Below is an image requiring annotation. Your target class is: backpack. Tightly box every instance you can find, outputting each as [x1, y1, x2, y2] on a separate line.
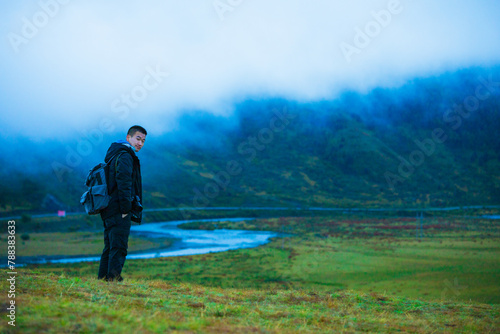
[80, 152, 124, 215]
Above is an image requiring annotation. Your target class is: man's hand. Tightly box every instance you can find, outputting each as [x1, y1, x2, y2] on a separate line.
[122, 213, 128, 218]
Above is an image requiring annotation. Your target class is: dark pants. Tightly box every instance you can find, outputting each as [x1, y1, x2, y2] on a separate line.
[98, 213, 131, 281]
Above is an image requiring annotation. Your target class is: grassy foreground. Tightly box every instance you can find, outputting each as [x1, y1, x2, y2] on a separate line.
[1, 270, 499, 333]
[1, 215, 499, 333]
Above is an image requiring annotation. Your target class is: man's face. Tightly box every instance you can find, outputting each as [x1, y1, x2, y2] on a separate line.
[126, 131, 146, 152]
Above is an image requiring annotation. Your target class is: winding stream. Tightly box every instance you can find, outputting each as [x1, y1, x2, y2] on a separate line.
[9, 212, 499, 266]
[17, 218, 279, 265]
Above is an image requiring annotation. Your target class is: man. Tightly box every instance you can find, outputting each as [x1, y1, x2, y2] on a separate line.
[98, 125, 147, 282]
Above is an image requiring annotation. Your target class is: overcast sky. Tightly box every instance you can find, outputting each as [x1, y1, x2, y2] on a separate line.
[1, 0, 499, 138]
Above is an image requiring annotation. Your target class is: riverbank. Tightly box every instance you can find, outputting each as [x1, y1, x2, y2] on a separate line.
[4, 231, 175, 266]
[2, 218, 279, 266]
[3, 205, 499, 233]
[32, 215, 500, 304]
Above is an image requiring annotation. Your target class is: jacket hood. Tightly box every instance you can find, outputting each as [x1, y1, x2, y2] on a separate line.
[104, 141, 138, 163]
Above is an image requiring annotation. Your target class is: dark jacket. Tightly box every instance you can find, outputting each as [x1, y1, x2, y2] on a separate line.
[100, 141, 143, 223]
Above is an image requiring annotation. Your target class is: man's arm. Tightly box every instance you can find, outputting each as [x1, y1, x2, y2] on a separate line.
[115, 153, 134, 216]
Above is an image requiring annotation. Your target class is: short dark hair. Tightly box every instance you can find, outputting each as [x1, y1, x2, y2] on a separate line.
[127, 125, 147, 136]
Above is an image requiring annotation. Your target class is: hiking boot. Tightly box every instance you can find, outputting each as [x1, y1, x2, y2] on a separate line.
[106, 275, 124, 282]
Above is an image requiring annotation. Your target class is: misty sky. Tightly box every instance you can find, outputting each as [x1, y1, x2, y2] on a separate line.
[1, 0, 499, 138]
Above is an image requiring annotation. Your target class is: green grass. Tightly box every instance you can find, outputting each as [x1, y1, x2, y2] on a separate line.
[178, 216, 500, 304]
[2, 215, 499, 333]
[0, 231, 174, 257]
[1, 270, 498, 333]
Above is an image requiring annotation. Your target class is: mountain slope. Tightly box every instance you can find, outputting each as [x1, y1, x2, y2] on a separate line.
[1, 66, 499, 214]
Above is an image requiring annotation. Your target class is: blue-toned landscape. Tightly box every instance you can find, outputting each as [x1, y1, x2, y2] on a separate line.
[1, 1, 499, 332]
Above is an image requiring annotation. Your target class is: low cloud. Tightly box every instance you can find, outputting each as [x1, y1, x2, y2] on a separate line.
[1, 0, 499, 138]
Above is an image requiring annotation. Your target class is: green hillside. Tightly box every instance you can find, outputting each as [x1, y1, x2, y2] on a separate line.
[1, 66, 499, 215]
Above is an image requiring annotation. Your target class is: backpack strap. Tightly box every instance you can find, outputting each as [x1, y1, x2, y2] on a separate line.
[114, 152, 125, 173]
[105, 151, 126, 194]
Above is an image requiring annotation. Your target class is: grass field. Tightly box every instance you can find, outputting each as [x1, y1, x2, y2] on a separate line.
[1, 214, 499, 333]
[177, 216, 500, 304]
[2, 270, 499, 333]
[0, 231, 174, 258]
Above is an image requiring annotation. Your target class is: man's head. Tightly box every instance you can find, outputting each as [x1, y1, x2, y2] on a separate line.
[126, 125, 147, 153]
